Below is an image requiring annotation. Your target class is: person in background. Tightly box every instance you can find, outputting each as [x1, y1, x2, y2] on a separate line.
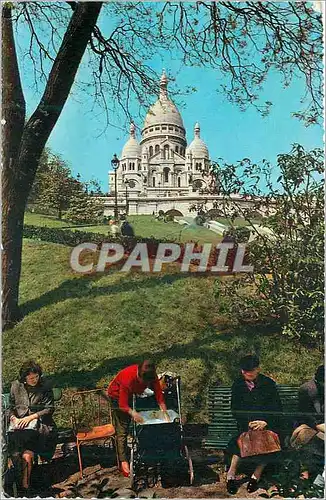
[226, 355, 282, 495]
[109, 219, 119, 237]
[291, 365, 324, 480]
[107, 360, 168, 477]
[120, 220, 134, 237]
[8, 361, 57, 496]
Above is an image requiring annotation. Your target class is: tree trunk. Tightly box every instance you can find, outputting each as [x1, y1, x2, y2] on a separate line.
[2, 5, 26, 327]
[2, 2, 102, 329]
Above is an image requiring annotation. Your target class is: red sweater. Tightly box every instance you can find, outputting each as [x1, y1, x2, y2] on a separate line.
[107, 364, 165, 413]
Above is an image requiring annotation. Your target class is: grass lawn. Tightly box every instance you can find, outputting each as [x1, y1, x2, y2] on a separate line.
[3, 238, 323, 427]
[24, 212, 72, 228]
[24, 212, 222, 244]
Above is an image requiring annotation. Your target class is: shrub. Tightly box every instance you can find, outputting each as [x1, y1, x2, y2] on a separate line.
[215, 145, 324, 347]
[222, 225, 251, 243]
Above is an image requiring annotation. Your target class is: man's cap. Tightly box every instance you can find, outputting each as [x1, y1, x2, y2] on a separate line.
[240, 354, 260, 371]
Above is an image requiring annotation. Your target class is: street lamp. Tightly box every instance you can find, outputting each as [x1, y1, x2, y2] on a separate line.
[111, 153, 119, 219]
[124, 179, 130, 215]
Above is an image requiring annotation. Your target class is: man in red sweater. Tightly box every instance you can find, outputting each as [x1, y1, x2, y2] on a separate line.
[107, 360, 168, 477]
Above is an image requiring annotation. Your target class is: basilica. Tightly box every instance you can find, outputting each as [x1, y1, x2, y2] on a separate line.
[108, 71, 215, 202]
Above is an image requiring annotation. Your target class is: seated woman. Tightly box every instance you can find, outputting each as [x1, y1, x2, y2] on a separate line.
[8, 360, 57, 495]
[226, 355, 283, 495]
[290, 365, 324, 480]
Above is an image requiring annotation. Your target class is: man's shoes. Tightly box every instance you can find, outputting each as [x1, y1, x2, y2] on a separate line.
[226, 479, 238, 494]
[247, 477, 259, 493]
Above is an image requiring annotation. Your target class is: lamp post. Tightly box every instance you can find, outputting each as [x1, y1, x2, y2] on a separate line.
[111, 153, 119, 219]
[124, 179, 130, 215]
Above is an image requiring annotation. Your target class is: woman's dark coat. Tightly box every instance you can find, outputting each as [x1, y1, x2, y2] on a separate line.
[231, 373, 283, 434]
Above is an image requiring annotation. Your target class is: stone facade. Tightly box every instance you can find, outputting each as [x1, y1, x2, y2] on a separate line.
[102, 194, 271, 218]
[106, 71, 271, 218]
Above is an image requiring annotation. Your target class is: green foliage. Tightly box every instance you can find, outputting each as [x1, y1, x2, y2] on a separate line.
[63, 186, 104, 224]
[215, 145, 324, 347]
[270, 458, 324, 498]
[222, 225, 251, 243]
[194, 214, 206, 226]
[30, 150, 77, 219]
[23, 224, 177, 253]
[29, 151, 104, 223]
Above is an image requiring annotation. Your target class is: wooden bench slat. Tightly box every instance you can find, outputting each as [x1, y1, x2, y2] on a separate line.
[203, 384, 299, 450]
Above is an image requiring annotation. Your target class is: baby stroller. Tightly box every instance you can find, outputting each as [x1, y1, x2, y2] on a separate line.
[129, 373, 194, 490]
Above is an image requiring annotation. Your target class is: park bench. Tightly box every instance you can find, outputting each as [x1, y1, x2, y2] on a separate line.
[203, 384, 299, 450]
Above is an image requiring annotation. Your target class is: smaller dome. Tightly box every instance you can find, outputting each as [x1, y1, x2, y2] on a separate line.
[188, 123, 209, 159]
[121, 123, 141, 158]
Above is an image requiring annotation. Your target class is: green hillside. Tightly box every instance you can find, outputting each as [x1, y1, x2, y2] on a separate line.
[3, 235, 322, 427]
[24, 212, 222, 244]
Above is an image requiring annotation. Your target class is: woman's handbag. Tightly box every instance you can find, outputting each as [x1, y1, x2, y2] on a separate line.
[237, 429, 281, 458]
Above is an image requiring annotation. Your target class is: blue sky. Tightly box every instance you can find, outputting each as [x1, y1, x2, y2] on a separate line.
[18, 4, 323, 193]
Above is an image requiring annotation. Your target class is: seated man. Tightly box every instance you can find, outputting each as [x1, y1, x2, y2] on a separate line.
[120, 220, 134, 237]
[226, 355, 282, 495]
[290, 365, 324, 480]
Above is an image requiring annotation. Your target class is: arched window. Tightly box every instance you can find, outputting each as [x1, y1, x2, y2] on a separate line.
[163, 167, 169, 183]
[138, 163, 141, 171]
[149, 146, 153, 157]
[152, 177, 156, 187]
[155, 144, 160, 154]
[178, 177, 181, 188]
[175, 145, 179, 153]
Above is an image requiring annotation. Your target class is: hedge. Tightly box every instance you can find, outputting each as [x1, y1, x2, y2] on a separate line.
[23, 224, 177, 250]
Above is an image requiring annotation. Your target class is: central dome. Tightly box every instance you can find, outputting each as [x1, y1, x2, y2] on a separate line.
[143, 71, 184, 129]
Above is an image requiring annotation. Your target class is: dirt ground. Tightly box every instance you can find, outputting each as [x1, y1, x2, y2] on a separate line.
[7, 445, 284, 499]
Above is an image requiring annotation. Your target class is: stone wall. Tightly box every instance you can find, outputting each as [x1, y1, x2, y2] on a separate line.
[102, 195, 273, 217]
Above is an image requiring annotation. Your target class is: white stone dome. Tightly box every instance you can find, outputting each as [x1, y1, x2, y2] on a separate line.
[143, 71, 184, 129]
[121, 123, 141, 158]
[144, 99, 184, 128]
[188, 123, 209, 158]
